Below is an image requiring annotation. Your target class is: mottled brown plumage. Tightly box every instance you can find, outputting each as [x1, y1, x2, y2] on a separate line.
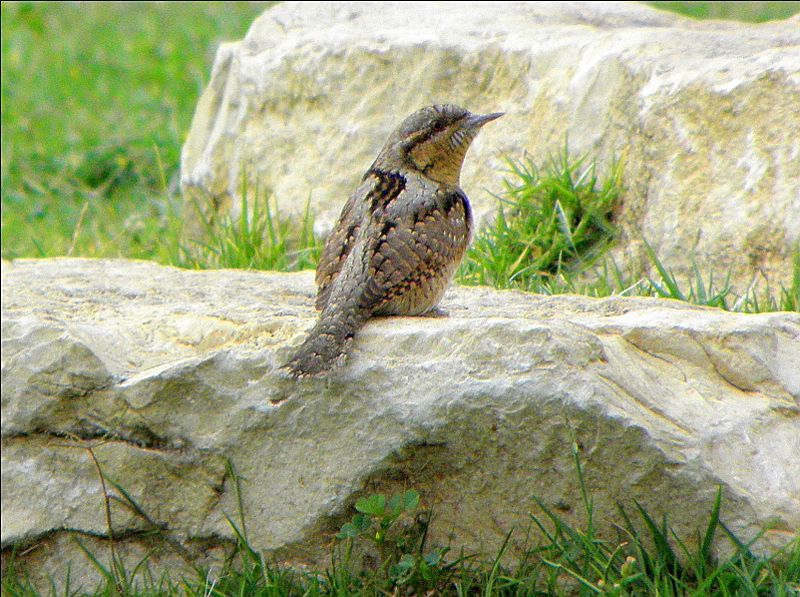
[284, 104, 501, 376]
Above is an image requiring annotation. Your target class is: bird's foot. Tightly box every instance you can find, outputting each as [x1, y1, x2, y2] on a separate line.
[420, 306, 449, 318]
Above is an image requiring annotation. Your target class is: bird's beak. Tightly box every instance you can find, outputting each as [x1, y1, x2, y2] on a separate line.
[466, 112, 504, 128]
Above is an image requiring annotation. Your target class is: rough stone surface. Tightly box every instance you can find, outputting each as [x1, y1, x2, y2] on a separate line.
[2, 258, 798, 589]
[180, 1, 800, 295]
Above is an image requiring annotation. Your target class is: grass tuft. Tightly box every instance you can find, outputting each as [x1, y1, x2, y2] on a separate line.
[172, 179, 321, 272]
[641, 240, 800, 313]
[458, 145, 623, 290]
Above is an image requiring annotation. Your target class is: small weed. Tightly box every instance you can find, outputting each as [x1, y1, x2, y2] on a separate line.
[331, 489, 464, 594]
[781, 250, 800, 311]
[643, 239, 733, 308]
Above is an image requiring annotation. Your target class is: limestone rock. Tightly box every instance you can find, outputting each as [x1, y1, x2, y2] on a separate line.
[2, 258, 798, 589]
[180, 1, 800, 295]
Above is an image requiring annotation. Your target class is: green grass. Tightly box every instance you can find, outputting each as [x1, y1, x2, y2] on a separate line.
[1, 1, 271, 259]
[646, 1, 800, 22]
[175, 178, 321, 272]
[4, 444, 799, 596]
[458, 147, 622, 291]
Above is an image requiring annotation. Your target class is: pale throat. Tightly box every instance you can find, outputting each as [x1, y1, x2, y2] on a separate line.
[409, 139, 472, 186]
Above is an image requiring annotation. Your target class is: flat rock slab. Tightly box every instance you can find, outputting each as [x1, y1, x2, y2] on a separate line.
[2, 258, 798, 589]
[181, 1, 800, 292]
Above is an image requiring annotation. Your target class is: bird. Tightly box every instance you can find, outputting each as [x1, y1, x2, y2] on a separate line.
[283, 104, 502, 377]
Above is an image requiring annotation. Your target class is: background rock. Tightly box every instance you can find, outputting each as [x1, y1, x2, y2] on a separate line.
[180, 1, 800, 295]
[2, 258, 798, 590]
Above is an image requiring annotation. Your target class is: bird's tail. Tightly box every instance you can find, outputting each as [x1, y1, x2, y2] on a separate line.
[283, 308, 369, 377]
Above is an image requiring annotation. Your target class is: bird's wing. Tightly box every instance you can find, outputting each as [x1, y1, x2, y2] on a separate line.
[353, 183, 471, 314]
[315, 170, 406, 311]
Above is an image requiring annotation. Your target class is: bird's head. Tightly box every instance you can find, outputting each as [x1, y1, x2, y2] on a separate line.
[373, 104, 503, 186]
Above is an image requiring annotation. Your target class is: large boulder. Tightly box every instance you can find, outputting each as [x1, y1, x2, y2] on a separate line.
[2, 258, 798, 590]
[180, 1, 800, 295]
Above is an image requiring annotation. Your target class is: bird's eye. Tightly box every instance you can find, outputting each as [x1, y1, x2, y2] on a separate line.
[432, 118, 447, 133]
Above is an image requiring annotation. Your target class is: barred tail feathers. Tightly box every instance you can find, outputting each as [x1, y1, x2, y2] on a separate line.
[283, 308, 367, 377]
